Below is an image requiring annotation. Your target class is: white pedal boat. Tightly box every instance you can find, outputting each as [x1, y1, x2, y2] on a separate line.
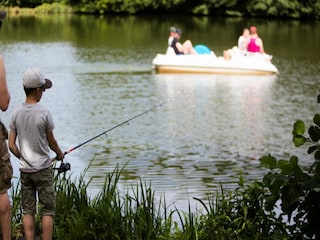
[152, 46, 278, 75]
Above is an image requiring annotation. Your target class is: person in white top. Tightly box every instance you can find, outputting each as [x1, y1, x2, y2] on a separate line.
[224, 27, 250, 60]
[238, 28, 250, 52]
[168, 26, 176, 46]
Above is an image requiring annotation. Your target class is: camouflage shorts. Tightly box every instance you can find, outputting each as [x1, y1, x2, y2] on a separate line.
[0, 153, 12, 194]
[0, 121, 12, 194]
[21, 167, 56, 216]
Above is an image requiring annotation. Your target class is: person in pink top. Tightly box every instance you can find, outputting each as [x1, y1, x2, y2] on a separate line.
[247, 26, 264, 53]
[247, 25, 273, 62]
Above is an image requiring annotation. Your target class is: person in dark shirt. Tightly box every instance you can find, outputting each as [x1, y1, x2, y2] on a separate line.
[170, 28, 197, 55]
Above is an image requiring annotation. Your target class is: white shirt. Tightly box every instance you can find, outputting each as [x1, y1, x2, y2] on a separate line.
[10, 103, 54, 172]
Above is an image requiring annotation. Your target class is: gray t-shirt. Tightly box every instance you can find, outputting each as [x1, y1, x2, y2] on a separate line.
[10, 103, 54, 172]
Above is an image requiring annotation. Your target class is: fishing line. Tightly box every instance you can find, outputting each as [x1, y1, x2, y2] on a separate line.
[54, 101, 168, 174]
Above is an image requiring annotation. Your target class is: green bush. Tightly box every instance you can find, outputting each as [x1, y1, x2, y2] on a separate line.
[260, 94, 320, 239]
[4, 0, 320, 18]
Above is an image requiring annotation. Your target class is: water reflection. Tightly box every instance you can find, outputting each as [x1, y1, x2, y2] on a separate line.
[154, 74, 277, 160]
[86, 74, 279, 207]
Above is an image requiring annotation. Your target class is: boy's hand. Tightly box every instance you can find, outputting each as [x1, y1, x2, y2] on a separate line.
[51, 152, 65, 162]
[56, 152, 65, 161]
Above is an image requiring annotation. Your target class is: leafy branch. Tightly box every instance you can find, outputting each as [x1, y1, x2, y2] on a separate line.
[260, 94, 320, 239]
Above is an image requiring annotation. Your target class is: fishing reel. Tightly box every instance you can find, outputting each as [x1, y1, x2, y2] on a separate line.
[54, 161, 71, 174]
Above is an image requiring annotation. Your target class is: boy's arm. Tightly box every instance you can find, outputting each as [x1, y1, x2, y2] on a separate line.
[47, 130, 64, 161]
[8, 131, 20, 159]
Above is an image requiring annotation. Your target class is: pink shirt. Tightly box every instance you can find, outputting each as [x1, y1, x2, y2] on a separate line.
[247, 37, 260, 52]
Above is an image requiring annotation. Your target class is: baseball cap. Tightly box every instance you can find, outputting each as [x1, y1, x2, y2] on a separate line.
[23, 68, 52, 90]
[169, 26, 176, 32]
[175, 28, 182, 35]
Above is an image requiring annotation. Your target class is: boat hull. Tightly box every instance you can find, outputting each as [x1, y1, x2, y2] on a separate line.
[152, 54, 278, 75]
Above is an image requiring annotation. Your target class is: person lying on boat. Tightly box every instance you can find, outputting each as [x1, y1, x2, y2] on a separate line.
[170, 28, 197, 55]
[247, 26, 272, 62]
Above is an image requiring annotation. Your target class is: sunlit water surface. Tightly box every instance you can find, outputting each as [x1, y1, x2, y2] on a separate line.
[1, 15, 319, 211]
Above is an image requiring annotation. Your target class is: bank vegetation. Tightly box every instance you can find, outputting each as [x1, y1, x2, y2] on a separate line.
[1, 0, 319, 19]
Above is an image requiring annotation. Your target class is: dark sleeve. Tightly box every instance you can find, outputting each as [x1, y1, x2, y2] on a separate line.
[170, 38, 182, 55]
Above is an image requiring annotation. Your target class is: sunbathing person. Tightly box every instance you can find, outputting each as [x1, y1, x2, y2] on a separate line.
[170, 28, 197, 55]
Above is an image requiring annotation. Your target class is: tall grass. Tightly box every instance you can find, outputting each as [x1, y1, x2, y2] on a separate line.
[7, 162, 293, 239]
[53, 162, 180, 239]
[194, 182, 288, 240]
[10, 179, 23, 239]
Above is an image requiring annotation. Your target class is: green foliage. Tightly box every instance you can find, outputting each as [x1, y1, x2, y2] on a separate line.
[3, 0, 320, 18]
[191, 93, 320, 239]
[10, 180, 23, 240]
[292, 119, 306, 147]
[93, 0, 186, 14]
[54, 162, 175, 239]
[192, 4, 209, 15]
[34, 3, 73, 13]
[260, 94, 320, 239]
[194, 182, 288, 239]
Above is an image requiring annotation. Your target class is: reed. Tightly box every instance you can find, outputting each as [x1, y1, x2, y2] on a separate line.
[7, 162, 290, 239]
[193, 181, 288, 240]
[53, 162, 176, 239]
[10, 179, 23, 240]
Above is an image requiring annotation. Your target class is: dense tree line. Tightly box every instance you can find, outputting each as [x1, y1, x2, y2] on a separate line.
[1, 0, 320, 19]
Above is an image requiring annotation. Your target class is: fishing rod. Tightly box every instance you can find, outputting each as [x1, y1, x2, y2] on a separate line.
[54, 101, 167, 174]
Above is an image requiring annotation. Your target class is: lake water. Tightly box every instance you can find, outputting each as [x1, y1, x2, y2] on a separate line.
[1, 14, 319, 211]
